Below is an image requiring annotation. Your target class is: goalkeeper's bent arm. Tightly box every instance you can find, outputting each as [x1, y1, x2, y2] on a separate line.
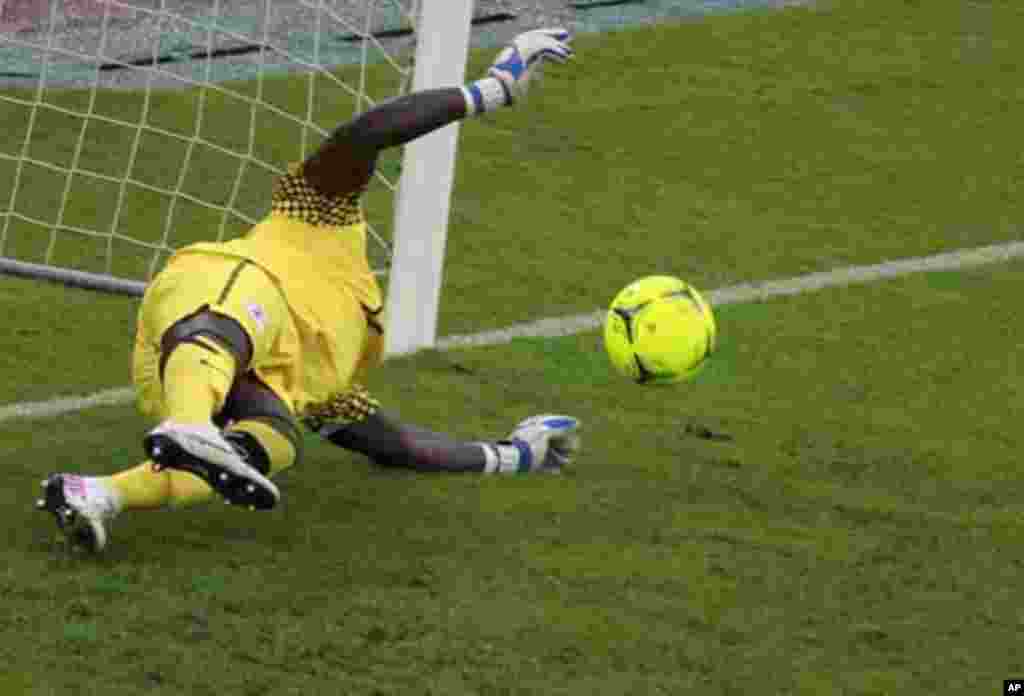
[301, 87, 468, 199]
[301, 28, 573, 199]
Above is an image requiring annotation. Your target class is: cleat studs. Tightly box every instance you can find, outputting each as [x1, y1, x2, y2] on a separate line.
[36, 498, 46, 509]
[151, 445, 163, 458]
[219, 473, 229, 482]
[245, 484, 255, 494]
[40, 479, 48, 488]
[225, 499, 232, 505]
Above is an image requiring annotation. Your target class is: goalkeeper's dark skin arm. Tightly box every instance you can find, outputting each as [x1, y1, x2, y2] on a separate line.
[302, 88, 470, 199]
[323, 412, 508, 474]
[292, 30, 578, 476]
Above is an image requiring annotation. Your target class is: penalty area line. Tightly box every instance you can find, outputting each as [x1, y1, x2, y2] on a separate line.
[0, 386, 136, 425]
[3, 240, 1024, 424]
[438, 240, 1024, 348]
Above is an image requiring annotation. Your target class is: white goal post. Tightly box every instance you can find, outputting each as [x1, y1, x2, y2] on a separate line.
[386, 0, 474, 356]
[0, 0, 476, 357]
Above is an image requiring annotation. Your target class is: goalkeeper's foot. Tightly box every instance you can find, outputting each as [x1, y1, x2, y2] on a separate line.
[143, 421, 280, 510]
[36, 474, 120, 553]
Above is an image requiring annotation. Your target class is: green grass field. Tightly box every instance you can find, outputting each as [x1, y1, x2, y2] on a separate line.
[4, 265, 1023, 694]
[3, 0, 1024, 693]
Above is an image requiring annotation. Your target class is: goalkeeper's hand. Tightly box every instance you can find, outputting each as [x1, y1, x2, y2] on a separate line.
[501, 414, 581, 473]
[487, 28, 573, 104]
[462, 28, 572, 115]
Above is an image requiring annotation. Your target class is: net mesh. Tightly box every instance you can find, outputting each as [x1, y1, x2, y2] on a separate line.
[0, 0, 422, 285]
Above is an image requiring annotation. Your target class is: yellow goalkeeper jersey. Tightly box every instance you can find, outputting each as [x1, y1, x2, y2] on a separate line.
[201, 162, 383, 313]
[167, 164, 384, 422]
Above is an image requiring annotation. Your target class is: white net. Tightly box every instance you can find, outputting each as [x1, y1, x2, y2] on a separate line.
[0, 0, 425, 293]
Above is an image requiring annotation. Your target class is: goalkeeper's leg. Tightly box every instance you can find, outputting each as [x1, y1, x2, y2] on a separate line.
[39, 372, 301, 553]
[108, 410, 300, 511]
[139, 363, 301, 512]
[134, 255, 293, 509]
[110, 367, 302, 511]
[38, 253, 295, 551]
[139, 368, 302, 507]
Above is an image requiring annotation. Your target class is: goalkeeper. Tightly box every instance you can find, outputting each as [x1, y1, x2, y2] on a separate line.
[37, 29, 581, 553]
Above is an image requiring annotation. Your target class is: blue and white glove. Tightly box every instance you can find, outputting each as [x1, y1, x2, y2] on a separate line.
[462, 28, 574, 116]
[484, 415, 581, 474]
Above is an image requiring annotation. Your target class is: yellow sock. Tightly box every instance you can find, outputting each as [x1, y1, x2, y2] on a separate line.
[106, 462, 215, 509]
[162, 339, 236, 424]
[229, 420, 298, 476]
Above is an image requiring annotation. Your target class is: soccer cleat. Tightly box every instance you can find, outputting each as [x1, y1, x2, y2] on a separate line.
[36, 474, 120, 553]
[143, 421, 280, 510]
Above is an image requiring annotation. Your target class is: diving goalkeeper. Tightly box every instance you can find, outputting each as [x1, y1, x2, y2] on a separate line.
[37, 29, 581, 553]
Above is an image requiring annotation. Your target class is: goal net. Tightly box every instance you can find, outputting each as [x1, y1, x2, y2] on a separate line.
[0, 0, 457, 304]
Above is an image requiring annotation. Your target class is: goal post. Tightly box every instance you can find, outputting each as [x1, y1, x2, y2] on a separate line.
[385, 0, 475, 356]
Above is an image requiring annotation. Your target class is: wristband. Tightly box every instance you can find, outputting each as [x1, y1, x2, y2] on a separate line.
[461, 77, 512, 116]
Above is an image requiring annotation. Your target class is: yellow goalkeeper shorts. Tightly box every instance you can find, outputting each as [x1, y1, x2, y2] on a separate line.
[132, 249, 380, 426]
[132, 252, 296, 421]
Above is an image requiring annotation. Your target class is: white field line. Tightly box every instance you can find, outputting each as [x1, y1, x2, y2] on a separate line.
[3, 240, 1024, 424]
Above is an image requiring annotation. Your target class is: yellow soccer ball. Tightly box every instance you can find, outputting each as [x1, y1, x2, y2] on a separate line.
[604, 275, 716, 384]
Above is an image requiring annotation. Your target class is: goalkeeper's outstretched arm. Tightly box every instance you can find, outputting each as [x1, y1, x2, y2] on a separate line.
[301, 28, 573, 198]
[321, 410, 580, 475]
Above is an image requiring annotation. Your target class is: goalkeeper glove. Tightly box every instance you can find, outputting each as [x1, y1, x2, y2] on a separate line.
[462, 28, 574, 116]
[486, 414, 581, 474]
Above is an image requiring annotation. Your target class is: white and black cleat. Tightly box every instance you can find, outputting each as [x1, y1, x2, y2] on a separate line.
[35, 474, 115, 553]
[143, 421, 279, 510]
